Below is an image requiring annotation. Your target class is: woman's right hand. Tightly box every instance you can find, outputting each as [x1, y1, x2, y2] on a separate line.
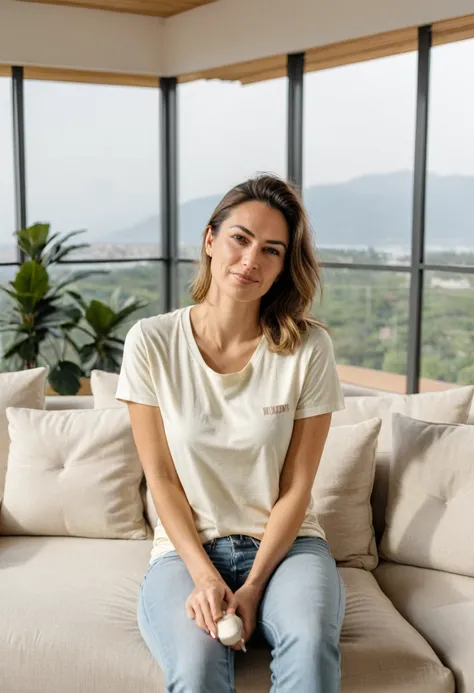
[185, 575, 234, 639]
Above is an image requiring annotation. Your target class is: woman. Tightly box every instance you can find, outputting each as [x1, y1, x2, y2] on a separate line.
[116, 174, 346, 693]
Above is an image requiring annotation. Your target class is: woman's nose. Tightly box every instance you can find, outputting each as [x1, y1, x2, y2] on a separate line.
[243, 246, 259, 268]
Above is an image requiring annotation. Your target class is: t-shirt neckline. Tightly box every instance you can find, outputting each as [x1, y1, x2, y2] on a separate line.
[182, 305, 266, 378]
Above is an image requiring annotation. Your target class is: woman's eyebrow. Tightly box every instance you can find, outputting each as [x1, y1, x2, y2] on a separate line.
[230, 225, 288, 250]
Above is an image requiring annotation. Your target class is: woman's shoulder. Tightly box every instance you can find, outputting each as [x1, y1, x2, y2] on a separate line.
[125, 308, 186, 347]
[300, 321, 334, 356]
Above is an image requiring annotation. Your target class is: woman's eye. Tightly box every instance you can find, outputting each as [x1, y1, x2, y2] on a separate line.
[265, 247, 280, 256]
[233, 235, 246, 243]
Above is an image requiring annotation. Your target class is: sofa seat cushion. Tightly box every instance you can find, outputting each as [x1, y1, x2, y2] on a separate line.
[375, 561, 474, 693]
[337, 567, 454, 692]
[0, 536, 269, 693]
[0, 536, 164, 693]
[241, 567, 455, 692]
[0, 538, 454, 693]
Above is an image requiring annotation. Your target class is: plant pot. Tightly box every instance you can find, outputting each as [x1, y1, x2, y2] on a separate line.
[46, 377, 92, 397]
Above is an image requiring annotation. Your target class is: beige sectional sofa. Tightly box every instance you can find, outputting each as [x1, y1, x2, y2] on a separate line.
[0, 367, 473, 693]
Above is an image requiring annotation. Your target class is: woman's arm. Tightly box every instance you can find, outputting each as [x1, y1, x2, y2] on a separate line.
[127, 401, 220, 585]
[128, 401, 236, 638]
[244, 412, 332, 595]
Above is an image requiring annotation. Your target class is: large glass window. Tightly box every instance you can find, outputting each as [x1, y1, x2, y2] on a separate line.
[421, 271, 474, 390]
[25, 80, 161, 261]
[0, 74, 16, 262]
[426, 39, 474, 267]
[304, 53, 417, 266]
[317, 268, 410, 392]
[178, 78, 287, 258]
[0, 266, 19, 371]
[179, 261, 196, 307]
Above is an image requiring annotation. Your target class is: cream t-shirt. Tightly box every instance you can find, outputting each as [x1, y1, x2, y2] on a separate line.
[116, 306, 345, 562]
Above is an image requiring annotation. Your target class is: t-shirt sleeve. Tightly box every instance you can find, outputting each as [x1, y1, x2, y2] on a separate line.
[115, 320, 159, 407]
[294, 328, 346, 420]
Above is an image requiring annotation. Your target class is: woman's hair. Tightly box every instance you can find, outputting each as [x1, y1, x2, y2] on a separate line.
[189, 173, 325, 354]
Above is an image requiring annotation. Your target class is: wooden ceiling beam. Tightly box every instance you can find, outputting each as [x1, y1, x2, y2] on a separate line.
[17, 0, 215, 18]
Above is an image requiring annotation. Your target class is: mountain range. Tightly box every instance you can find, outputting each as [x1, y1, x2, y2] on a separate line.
[107, 171, 474, 249]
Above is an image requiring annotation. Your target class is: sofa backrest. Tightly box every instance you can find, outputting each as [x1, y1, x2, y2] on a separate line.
[44, 384, 473, 548]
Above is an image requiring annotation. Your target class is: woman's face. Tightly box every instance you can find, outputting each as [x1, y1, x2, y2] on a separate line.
[205, 201, 289, 303]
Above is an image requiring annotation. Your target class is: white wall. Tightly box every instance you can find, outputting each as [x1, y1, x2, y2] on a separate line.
[164, 0, 474, 74]
[0, 0, 164, 75]
[1, 0, 474, 76]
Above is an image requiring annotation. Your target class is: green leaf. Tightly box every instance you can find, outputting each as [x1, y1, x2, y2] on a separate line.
[48, 360, 83, 396]
[15, 223, 50, 261]
[62, 333, 82, 357]
[65, 290, 87, 311]
[49, 269, 107, 295]
[43, 243, 90, 266]
[73, 325, 95, 340]
[45, 228, 86, 249]
[108, 298, 148, 330]
[85, 300, 116, 334]
[3, 337, 37, 365]
[78, 342, 97, 364]
[102, 342, 124, 359]
[11, 262, 49, 310]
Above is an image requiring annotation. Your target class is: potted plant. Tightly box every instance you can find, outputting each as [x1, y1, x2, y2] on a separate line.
[0, 223, 148, 395]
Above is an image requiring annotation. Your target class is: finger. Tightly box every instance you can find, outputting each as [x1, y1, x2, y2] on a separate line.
[200, 599, 217, 638]
[185, 602, 195, 620]
[231, 639, 246, 652]
[209, 593, 225, 624]
[193, 606, 208, 634]
[225, 587, 236, 612]
[225, 592, 237, 616]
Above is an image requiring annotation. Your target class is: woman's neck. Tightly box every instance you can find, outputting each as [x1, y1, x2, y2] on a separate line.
[190, 299, 261, 351]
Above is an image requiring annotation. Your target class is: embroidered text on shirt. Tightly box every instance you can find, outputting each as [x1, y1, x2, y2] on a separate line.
[263, 404, 290, 416]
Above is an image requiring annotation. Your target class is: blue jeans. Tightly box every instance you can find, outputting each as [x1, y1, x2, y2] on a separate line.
[138, 535, 345, 693]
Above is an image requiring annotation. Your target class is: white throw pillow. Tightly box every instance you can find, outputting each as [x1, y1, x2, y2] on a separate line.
[380, 413, 474, 577]
[90, 370, 123, 409]
[313, 417, 382, 570]
[0, 368, 47, 504]
[0, 407, 147, 539]
[91, 369, 158, 528]
[332, 386, 474, 454]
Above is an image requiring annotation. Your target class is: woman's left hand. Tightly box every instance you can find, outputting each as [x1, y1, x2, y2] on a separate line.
[226, 583, 263, 651]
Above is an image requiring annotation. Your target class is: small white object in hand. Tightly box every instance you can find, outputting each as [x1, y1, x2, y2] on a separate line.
[216, 614, 244, 648]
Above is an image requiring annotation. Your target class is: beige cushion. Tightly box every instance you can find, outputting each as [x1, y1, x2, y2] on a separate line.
[331, 386, 474, 453]
[0, 535, 164, 693]
[375, 561, 474, 693]
[0, 368, 47, 503]
[313, 418, 381, 570]
[0, 408, 147, 539]
[380, 414, 474, 576]
[91, 370, 123, 408]
[90, 370, 157, 530]
[333, 387, 474, 543]
[338, 567, 454, 692]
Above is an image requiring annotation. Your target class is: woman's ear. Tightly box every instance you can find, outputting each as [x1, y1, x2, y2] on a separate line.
[204, 226, 213, 257]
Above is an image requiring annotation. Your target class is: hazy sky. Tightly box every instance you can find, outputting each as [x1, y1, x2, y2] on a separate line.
[1, 38, 473, 253]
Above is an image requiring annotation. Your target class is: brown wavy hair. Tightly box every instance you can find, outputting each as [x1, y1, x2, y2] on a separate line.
[189, 173, 325, 354]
